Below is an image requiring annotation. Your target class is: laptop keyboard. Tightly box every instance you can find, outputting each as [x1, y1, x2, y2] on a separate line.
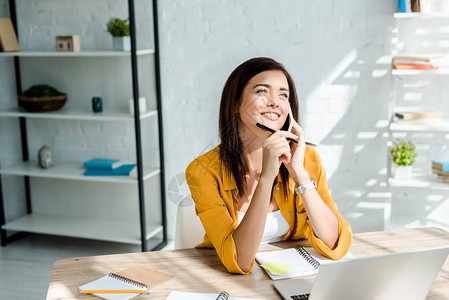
[291, 294, 310, 299]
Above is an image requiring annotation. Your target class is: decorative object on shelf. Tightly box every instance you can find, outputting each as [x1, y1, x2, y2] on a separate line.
[106, 17, 130, 51]
[55, 35, 80, 52]
[390, 140, 417, 180]
[91, 96, 103, 113]
[0, 18, 20, 52]
[18, 84, 68, 112]
[129, 96, 147, 116]
[38, 145, 55, 169]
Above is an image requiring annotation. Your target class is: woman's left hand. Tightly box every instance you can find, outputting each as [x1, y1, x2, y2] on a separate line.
[283, 118, 308, 180]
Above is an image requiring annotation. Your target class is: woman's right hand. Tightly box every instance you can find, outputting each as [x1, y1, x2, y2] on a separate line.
[260, 130, 299, 181]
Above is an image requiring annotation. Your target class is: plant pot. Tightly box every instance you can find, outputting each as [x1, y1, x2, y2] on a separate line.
[112, 36, 131, 51]
[18, 93, 68, 112]
[394, 166, 412, 180]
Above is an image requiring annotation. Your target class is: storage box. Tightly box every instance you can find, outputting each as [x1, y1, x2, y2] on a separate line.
[55, 35, 80, 52]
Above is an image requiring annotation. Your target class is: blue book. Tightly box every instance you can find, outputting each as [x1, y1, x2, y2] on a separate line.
[83, 164, 136, 176]
[399, 0, 406, 12]
[432, 160, 449, 172]
[83, 158, 122, 170]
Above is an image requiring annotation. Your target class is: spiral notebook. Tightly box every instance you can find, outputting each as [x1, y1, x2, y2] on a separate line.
[165, 291, 261, 300]
[79, 265, 174, 300]
[255, 246, 354, 280]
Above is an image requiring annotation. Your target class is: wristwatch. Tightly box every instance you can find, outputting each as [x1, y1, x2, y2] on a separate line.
[295, 177, 317, 194]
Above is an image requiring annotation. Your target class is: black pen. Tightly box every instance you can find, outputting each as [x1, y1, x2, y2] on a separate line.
[256, 122, 298, 144]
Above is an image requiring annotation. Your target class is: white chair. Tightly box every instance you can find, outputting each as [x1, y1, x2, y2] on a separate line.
[174, 196, 205, 249]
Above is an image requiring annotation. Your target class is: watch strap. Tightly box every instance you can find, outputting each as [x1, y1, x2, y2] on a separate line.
[295, 177, 317, 194]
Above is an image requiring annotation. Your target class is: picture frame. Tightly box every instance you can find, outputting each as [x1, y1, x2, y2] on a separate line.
[0, 18, 20, 52]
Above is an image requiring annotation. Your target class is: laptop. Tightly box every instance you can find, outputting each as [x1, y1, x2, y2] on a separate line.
[273, 247, 449, 300]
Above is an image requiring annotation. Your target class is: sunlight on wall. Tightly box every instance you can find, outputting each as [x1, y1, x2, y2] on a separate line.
[303, 50, 358, 145]
[325, 49, 358, 84]
[316, 145, 343, 179]
[372, 55, 393, 77]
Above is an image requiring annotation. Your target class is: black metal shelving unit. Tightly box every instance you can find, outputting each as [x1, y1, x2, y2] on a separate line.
[0, 0, 167, 251]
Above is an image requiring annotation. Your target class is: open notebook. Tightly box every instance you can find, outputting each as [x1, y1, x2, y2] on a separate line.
[256, 246, 354, 280]
[79, 265, 173, 300]
[79, 273, 147, 300]
[165, 291, 261, 300]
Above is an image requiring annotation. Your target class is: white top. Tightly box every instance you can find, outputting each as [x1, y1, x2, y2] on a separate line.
[237, 210, 290, 244]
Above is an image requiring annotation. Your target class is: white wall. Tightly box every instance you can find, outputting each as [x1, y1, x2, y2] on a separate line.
[159, 0, 397, 236]
[1, 0, 448, 244]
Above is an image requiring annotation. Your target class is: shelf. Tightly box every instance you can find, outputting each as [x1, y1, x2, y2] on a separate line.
[388, 171, 449, 189]
[0, 108, 157, 121]
[394, 12, 449, 19]
[0, 49, 154, 57]
[392, 68, 449, 75]
[390, 120, 449, 132]
[0, 0, 166, 251]
[0, 161, 160, 183]
[1, 214, 163, 245]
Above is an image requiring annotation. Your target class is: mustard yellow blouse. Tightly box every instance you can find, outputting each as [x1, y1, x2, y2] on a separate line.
[185, 145, 352, 274]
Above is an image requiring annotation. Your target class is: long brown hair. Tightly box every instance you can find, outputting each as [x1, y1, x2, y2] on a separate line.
[219, 57, 300, 195]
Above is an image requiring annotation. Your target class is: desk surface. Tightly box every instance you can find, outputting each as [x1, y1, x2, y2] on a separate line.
[47, 227, 449, 299]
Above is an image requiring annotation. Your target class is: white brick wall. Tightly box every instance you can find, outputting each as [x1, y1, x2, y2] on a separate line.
[1, 0, 448, 244]
[159, 0, 399, 236]
[159, 0, 449, 236]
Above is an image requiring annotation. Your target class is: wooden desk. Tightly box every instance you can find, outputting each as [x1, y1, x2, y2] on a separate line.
[47, 227, 449, 299]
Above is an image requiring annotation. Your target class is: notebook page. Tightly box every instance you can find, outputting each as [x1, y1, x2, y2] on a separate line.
[304, 247, 355, 265]
[256, 247, 355, 280]
[79, 274, 145, 300]
[256, 248, 317, 280]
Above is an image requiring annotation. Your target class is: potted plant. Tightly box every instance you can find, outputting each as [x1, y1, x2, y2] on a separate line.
[18, 84, 67, 112]
[389, 140, 417, 180]
[107, 17, 130, 51]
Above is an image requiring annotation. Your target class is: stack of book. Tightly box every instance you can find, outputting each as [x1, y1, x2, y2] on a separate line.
[399, 0, 435, 13]
[83, 158, 136, 176]
[392, 54, 443, 70]
[432, 159, 449, 184]
[394, 110, 443, 126]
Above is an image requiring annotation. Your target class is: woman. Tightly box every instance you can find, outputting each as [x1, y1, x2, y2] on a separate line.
[186, 57, 352, 274]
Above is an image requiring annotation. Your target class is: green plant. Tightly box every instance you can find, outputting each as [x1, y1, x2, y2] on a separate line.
[107, 18, 130, 37]
[22, 84, 62, 97]
[390, 140, 417, 166]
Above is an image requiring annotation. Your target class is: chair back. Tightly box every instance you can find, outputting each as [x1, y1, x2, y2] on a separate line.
[174, 196, 205, 249]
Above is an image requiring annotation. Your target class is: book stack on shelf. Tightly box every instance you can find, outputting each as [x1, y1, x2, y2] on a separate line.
[432, 159, 449, 184]
[394, 110, 443, 126]
[83, 158, 136, 176]
[398, 0, 435, 13]
[392, 54, 445, 70]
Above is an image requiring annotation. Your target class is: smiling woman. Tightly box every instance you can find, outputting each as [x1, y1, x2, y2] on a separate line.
[185, 57, 352, 274]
